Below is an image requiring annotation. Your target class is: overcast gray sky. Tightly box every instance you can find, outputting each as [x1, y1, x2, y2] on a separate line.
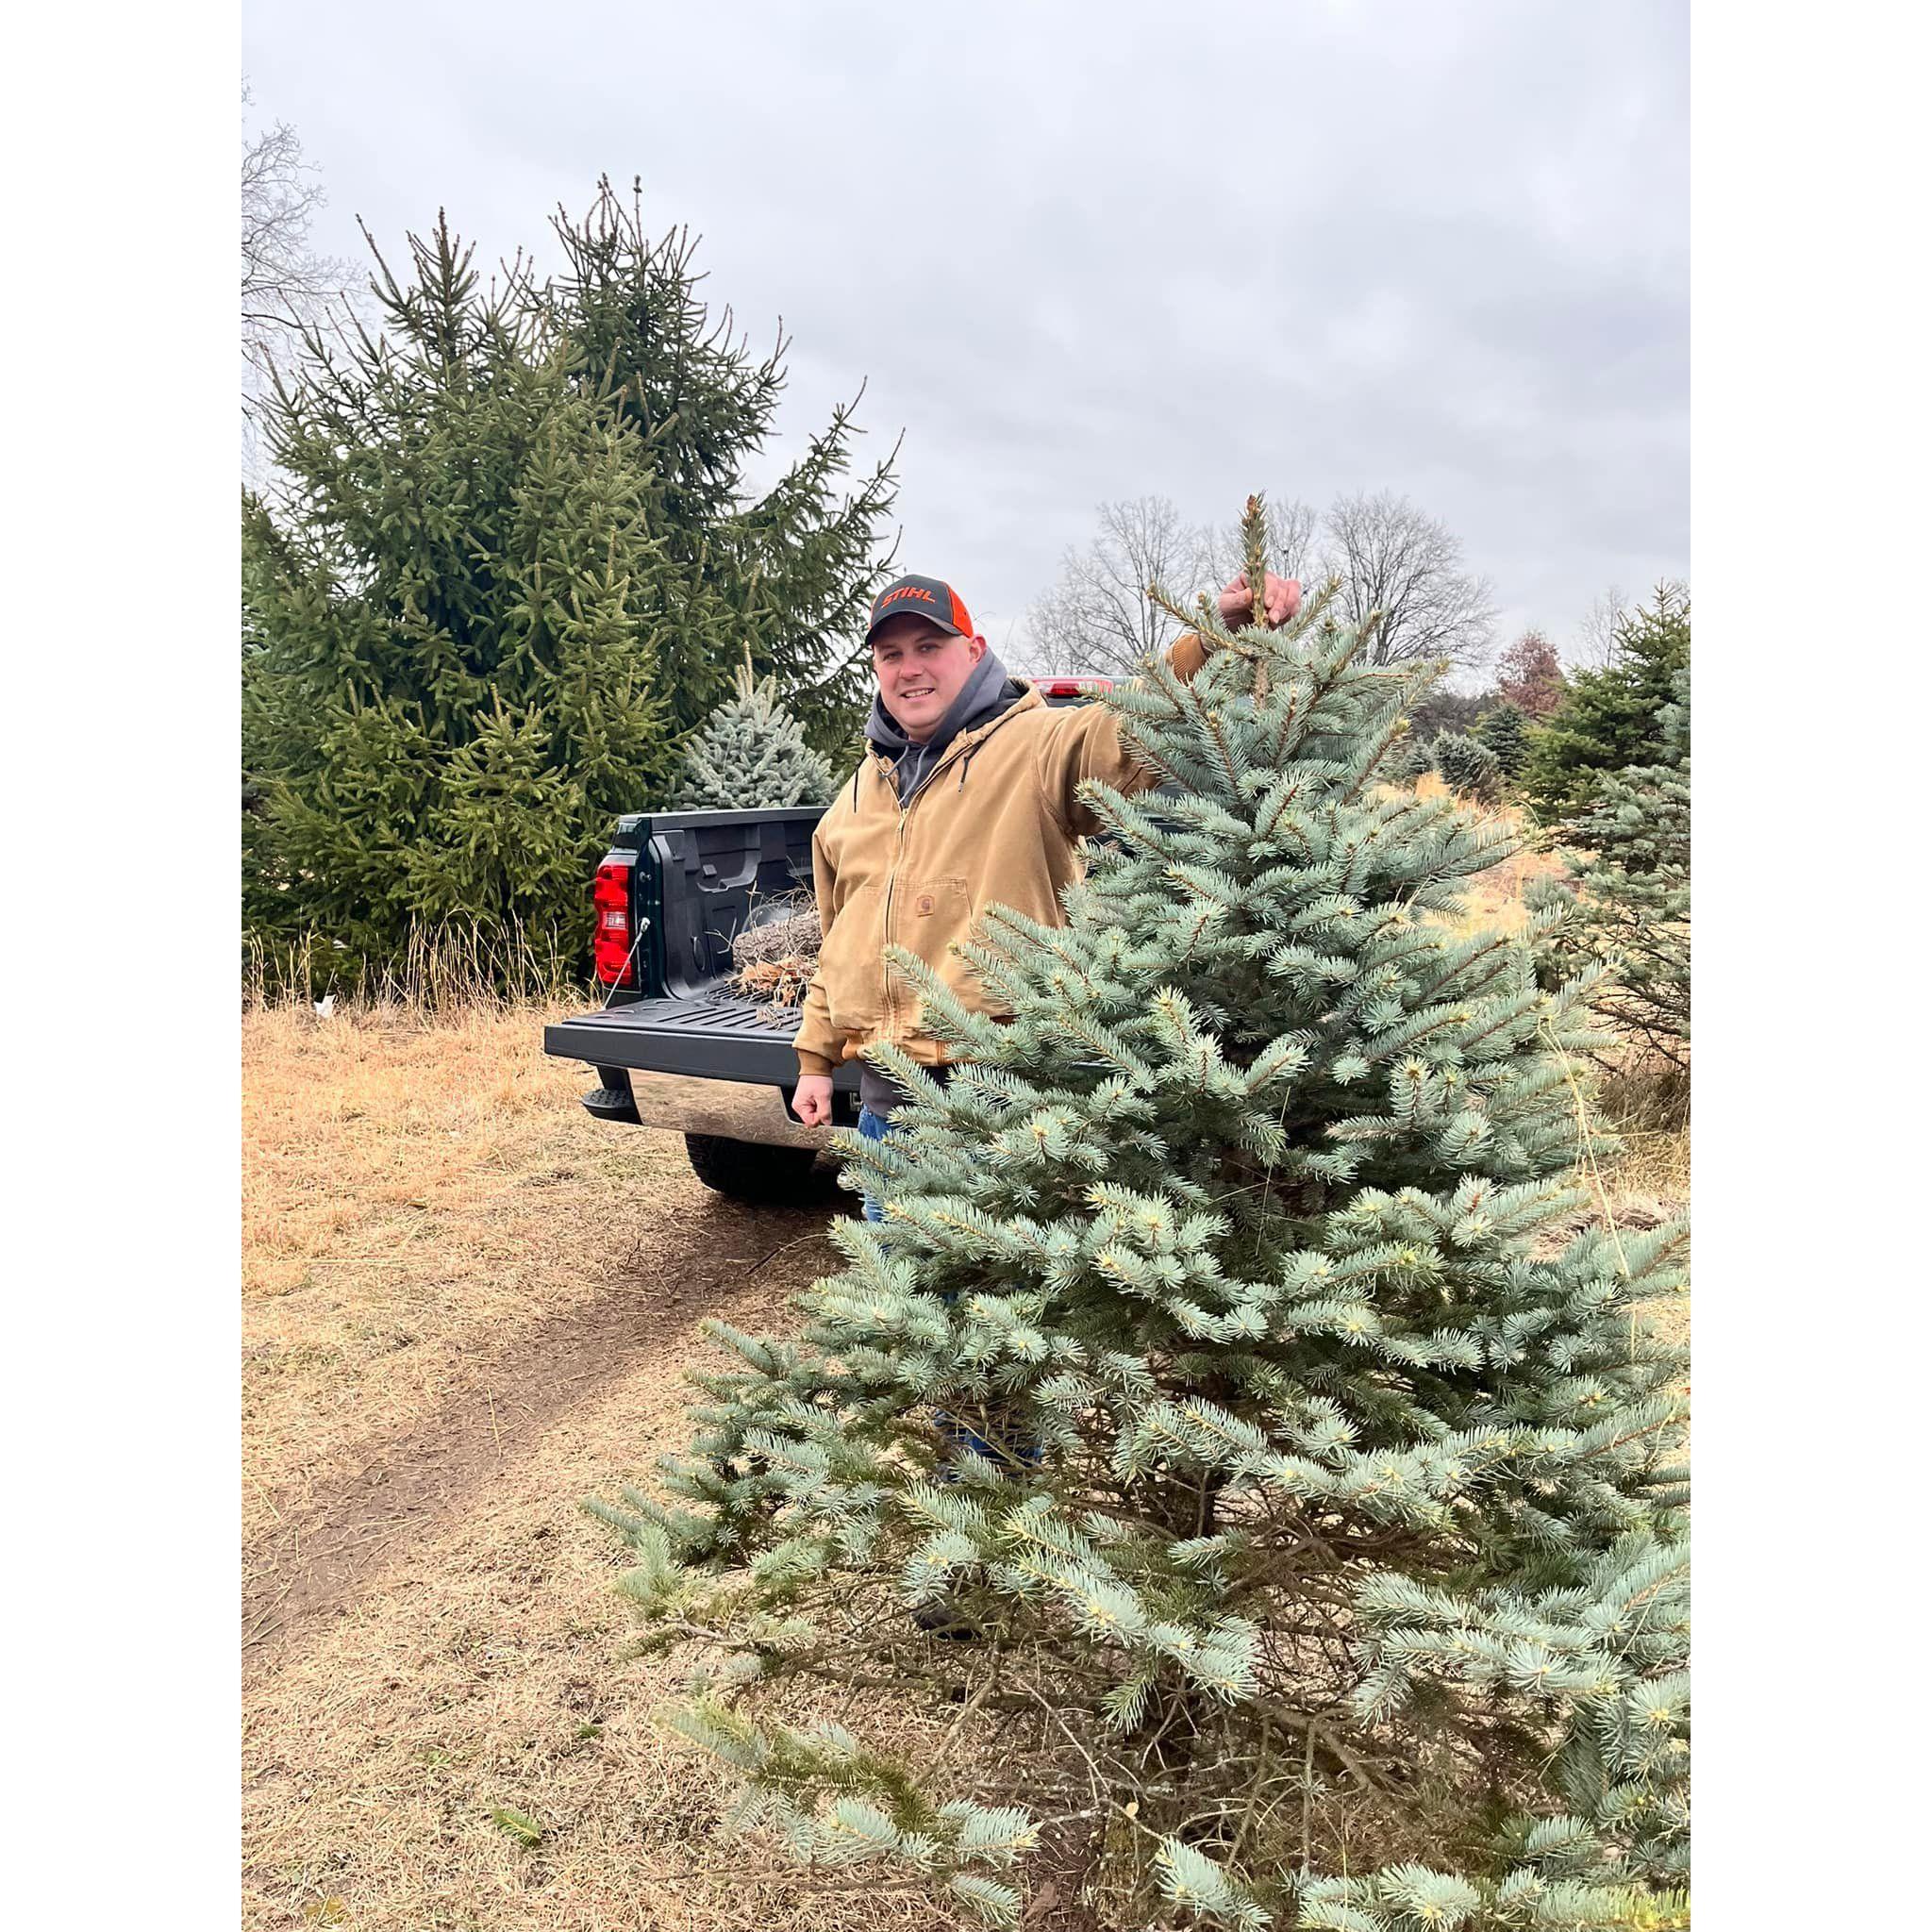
[243, 0, 1688, 672]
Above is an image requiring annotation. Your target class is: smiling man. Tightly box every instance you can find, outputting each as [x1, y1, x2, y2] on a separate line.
[791, 566, 1302, 1151]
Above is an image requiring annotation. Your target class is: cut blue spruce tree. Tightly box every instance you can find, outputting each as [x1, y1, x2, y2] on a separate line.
[675, 655, 839, 809]
[590, 499, 1689, 1930]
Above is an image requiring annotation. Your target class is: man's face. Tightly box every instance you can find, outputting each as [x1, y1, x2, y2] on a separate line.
[870, 614, 985, 742]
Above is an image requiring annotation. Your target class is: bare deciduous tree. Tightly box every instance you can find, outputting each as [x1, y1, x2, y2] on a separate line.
[1572, 585, 1630, 669]
[242, 83, 358, 405]
[1021, 488, 1496, 679]
[1021, 496, 1207, 678]
[1320, 489, 1497, 669]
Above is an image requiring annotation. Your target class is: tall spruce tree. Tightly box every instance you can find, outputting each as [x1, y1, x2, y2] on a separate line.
[1532, 674, 1690, 1079]
[242, 181, 895, 980]
[546, 182, 900, 755]
[591, 501, 1689, 1928]
[675, 655, 838, 809]
[1522, 588, 1689, 821]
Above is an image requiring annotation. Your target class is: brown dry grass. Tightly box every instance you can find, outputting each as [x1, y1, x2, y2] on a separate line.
[243, 999, 602, 1546]
[243, 1326, 962, 1932]
[242, 997, 980, 1930]
[242, 900, 1687, 1926]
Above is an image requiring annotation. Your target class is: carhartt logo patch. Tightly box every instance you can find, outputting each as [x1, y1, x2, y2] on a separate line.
[915, 893, 936, 916]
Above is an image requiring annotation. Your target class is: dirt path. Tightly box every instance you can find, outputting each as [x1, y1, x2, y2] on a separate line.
[242, 1190, 840, 1671]
[241, 1005, 960, 1931]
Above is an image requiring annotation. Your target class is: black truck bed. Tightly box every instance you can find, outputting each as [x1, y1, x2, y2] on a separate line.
[544, 705, 1109, 1177]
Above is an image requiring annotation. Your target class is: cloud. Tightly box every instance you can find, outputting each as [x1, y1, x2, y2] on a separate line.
[244, 0, 1687, 664]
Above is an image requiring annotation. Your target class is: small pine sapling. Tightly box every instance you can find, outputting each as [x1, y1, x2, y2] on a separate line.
[1432, 729, 1504, 805]
[676, 656, 839, 809]
[1531, 673, 1690, 1076]
[1475, 701, 1530, 779]
[1390, 731, 1437, 786]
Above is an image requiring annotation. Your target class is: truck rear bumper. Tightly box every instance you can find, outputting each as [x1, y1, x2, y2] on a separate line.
[625, 1067, 829, 1149]
[544, 995, 861, 1148]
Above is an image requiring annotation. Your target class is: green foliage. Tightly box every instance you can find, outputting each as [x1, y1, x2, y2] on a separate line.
[1433, 729, 1504, 804]
[658, 1706, 1036, 1925]
[591, 501, 1688, 1924]
[1390, 732, 1438, 786]
[490, 1807, 545, 1847]
[1476, 702, 1530, 779]
[1531, 675, 1690, 1074]
[675, 656, 838, 809]
[1522, 589, 1689, 820]
[242, 180, 895, 983]
[1311, 1534, 1690, 1928]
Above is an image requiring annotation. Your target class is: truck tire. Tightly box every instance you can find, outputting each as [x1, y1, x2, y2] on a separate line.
[684, 1133, 824, 1205]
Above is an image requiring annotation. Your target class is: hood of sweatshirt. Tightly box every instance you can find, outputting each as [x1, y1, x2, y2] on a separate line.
[865, 646, 1028, 803]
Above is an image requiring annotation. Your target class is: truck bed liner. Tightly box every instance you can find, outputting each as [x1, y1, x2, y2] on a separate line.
[543, 991, 857, 1090]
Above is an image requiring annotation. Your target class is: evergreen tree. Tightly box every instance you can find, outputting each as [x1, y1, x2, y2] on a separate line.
[1390, 731, 1436, 786]
[675, 655, 838, 809]
[1522, 588, 1689, 821]
[242, 182, 896, 981]
[547, 182, 899, 758]
[591, 502, 1689, 1927]
[1433, 729, 1504, 805]
[1475, 700, 1530, 779]
[1531, 675, 1690, 1076]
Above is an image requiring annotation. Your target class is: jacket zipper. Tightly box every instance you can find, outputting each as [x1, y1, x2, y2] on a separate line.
[874, 707, 1026, 1039]
[881, 783, 908, 1028]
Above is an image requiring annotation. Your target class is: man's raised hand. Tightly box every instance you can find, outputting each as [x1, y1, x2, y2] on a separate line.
[1217, 570, 1303, 630]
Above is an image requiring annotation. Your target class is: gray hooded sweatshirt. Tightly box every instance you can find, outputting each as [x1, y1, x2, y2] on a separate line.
[864, 645, 1029, 805]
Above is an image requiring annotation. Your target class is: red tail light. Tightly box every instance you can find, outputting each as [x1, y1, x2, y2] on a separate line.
[1041, 677, 1115, 698]
[592, 857, 637, 988]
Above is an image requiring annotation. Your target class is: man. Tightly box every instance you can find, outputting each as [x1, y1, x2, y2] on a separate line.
[790, 565, 1303, 1150]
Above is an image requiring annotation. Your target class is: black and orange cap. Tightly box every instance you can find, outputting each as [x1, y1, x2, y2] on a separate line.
[865, 574, 974, 647]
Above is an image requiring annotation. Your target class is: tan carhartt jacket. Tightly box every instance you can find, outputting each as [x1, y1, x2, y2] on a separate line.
[793, 633, 1210, 1078]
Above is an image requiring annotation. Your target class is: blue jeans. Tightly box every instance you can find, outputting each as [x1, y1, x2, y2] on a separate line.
[858, 1104, 893, 1224]
[855, 1104, 1039, 1473]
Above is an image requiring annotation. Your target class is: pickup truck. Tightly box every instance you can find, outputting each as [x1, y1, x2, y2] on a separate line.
[542, 677, 1114, 1203]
